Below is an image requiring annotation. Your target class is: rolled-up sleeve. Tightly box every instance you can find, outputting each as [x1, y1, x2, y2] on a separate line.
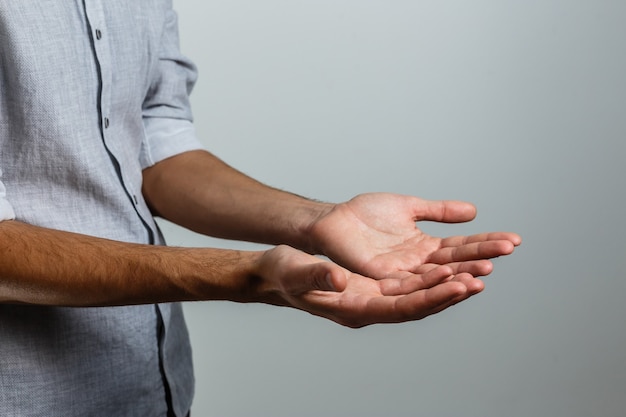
[0, 169, 16, 222]
[140, 2, 204, 170]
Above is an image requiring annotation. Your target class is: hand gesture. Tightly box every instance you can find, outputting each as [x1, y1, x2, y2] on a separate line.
[309, 193, 521, 279]
[257, 245, 485, 328]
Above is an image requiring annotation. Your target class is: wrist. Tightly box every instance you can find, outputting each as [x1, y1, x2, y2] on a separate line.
[298, 201, 335, 255]
[173, 248, 266, 304]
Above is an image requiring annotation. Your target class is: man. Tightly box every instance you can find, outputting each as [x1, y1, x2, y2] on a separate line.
[0, 1, 520, 416]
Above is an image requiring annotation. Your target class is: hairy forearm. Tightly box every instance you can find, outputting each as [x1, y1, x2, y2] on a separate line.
[142, 150, 333, 253]
[0, 220, 265, 306]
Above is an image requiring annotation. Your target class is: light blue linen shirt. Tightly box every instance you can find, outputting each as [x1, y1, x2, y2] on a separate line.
[0, 1, 204, 415]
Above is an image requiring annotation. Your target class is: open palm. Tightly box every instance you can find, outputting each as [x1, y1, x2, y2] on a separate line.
[257, 245, 485, 328]
[309, 193, 521, 280]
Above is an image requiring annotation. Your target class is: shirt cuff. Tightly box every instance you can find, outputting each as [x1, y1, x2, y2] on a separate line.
[0, 179, 15, 221]
[140, 118, 205, 169]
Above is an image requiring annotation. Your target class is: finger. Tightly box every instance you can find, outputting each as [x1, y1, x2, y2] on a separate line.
[301, 274, 483, 328]
[410, 289, 476, 318]
[288, 262, 347, 294]
[428, 240, 515, 264]
[413, 199, 476, 223]
[413, 260, 494, 277]
[326, 268, 348, 292]
[390, 281, 471, 322]
[394, 275, 484, 320]
[379, 265, 454, 296]
[321, 281, 468, 328]
[441, 232, 522, 247]
[448, 272, 485, 295]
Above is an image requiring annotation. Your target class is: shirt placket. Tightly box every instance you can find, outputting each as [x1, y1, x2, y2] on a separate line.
[83, 0, 156, 244]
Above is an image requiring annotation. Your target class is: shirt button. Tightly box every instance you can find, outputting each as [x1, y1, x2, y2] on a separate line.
[103, 117, 110, 129]
[95, 29, 102, 40]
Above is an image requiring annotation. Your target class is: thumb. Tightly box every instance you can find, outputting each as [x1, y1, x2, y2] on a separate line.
[414, 199, 477, 223]
[296, 262, 347, 294]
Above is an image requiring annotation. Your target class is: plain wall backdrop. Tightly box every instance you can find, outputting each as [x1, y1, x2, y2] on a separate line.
[158, 1, 626, 416]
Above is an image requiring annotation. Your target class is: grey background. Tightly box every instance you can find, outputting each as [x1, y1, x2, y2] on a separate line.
[159, 1, 626, 416]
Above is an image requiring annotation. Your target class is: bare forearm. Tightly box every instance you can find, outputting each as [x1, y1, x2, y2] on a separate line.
[0, 220, 264, 306]
[142, 150, 332, 253]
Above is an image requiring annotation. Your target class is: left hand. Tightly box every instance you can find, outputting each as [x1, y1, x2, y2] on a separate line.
[308, 193, 521, 280]
[255, 245, 485, 328]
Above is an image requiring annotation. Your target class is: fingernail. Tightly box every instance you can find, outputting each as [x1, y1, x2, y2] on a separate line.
[326, 273, 335, 291]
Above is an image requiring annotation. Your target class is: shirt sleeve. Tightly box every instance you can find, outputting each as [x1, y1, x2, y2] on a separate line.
[0, 169, 16, 222]
[139, 2, 204, 170]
